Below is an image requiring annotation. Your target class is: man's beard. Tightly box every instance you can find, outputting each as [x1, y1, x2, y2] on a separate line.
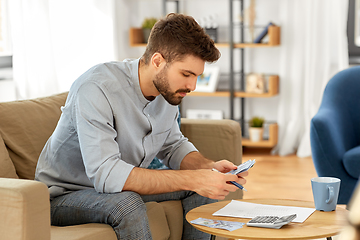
[153, 67, 191, 106]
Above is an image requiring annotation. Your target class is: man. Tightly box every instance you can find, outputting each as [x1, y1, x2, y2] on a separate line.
[35, 13, 248, 239]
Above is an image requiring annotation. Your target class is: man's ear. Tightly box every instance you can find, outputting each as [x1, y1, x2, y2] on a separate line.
[151, 53, 165, 69]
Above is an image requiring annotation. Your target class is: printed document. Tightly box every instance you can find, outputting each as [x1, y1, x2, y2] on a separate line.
[213, 200, 315, 223]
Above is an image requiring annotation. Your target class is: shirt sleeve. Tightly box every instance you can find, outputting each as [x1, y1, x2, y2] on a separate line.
[73, 82, 134, 193]
[156, 111, 198, 170]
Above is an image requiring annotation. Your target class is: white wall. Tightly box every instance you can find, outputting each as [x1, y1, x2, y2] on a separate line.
[116, 0, 282, 122]
[0, 68, 15, 102]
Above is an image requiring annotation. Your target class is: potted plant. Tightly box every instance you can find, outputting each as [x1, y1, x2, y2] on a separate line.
[142, 17, 157, 43]
[248, 116, 265, 142]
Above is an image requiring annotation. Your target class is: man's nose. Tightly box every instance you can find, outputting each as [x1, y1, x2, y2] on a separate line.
[186, 77, 197, 92]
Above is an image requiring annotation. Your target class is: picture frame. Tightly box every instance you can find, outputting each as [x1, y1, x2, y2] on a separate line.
[194, 65, 220, 92]
[246, 73, 266, 94]
[186, 109, 223, 120]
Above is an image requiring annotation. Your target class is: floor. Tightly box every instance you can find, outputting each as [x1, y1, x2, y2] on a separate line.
[219, 148, 344, 240]
[242, 149, 317, 201]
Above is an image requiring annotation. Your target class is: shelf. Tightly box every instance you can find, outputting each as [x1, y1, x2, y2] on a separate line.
[188, 75, 279, 97]
[219, 25, 281, 48]
[234, 25, 281, 48]
[129, 28, 146, 47]
[129, 25, 281, 47]
[242, 123, 278, 147]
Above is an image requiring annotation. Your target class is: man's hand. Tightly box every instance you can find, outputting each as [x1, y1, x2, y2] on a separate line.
[180, 153, 249, 200]
[189, 168, 247, 200]
[213, 159, 237, 173]
[211, 159, 249, 197]
[213, 159, 249, 176]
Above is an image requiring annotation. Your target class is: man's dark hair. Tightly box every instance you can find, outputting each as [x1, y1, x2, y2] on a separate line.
[141, 13, 221, 65]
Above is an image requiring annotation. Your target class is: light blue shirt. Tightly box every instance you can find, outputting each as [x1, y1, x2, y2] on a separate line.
[35, 59, 197, 198]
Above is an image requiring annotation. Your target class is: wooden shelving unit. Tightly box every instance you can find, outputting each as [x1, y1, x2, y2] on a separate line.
[242, 123, 278, 147]
[188, 75, 279, 98]
[129, 25, 281, 48]
[129, 28, 146, 47]
[129, 0, 281, 148]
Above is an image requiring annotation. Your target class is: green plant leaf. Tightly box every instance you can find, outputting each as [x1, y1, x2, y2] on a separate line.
[249, 116, 265, 128]
[142, 17, 158, 29]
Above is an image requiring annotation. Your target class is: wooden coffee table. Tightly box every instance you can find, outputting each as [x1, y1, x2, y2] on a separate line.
[186, 199, 348, 240]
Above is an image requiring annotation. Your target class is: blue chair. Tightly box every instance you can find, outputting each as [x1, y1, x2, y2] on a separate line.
[310, 66, 360, 204]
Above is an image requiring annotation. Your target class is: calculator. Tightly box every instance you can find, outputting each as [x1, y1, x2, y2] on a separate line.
[246, 214, 297, 229]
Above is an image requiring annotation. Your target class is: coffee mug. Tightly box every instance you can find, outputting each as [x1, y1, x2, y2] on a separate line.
[311, 177, 341, 211]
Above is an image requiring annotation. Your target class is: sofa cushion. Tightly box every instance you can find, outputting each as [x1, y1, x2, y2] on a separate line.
[159, 200, 183, 240]
[51, 224, 117, 240]
[0, 136, 18, 178]
[146, 201, 171, 240]
[343, 146, 360, 179]
[0, 92, 68, 179]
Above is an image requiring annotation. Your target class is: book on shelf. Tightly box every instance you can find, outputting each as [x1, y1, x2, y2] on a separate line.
[253, 22, 274, 43]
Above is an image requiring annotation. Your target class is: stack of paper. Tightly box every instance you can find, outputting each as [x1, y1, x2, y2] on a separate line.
[213, 200, 315, 223]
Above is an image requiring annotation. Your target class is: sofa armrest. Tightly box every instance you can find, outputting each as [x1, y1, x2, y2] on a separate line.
[0, 178, 51, 240]
[180, 118, 243, 200]
[180, 118, 242, 165]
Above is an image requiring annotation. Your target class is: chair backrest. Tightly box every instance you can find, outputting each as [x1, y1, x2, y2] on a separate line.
[0, 92, 68, 179]
[320, 66, 360, 145]
[310, 66, 360, 204]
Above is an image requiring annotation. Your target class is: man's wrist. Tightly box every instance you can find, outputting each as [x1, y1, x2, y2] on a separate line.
[206, 160, 216, 170]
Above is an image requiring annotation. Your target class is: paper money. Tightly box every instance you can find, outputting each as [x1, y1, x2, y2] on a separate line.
[190, 218, 245, 231]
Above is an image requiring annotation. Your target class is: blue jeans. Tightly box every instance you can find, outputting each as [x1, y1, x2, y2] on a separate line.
[50, 189, 216, 240]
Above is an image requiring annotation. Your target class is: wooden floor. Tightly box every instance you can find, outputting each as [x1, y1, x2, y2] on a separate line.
[241, 148, 317, 202]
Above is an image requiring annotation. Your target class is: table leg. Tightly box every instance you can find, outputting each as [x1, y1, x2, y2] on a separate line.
[210, 235, 236, 240]
[327, 237, 332, 240]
